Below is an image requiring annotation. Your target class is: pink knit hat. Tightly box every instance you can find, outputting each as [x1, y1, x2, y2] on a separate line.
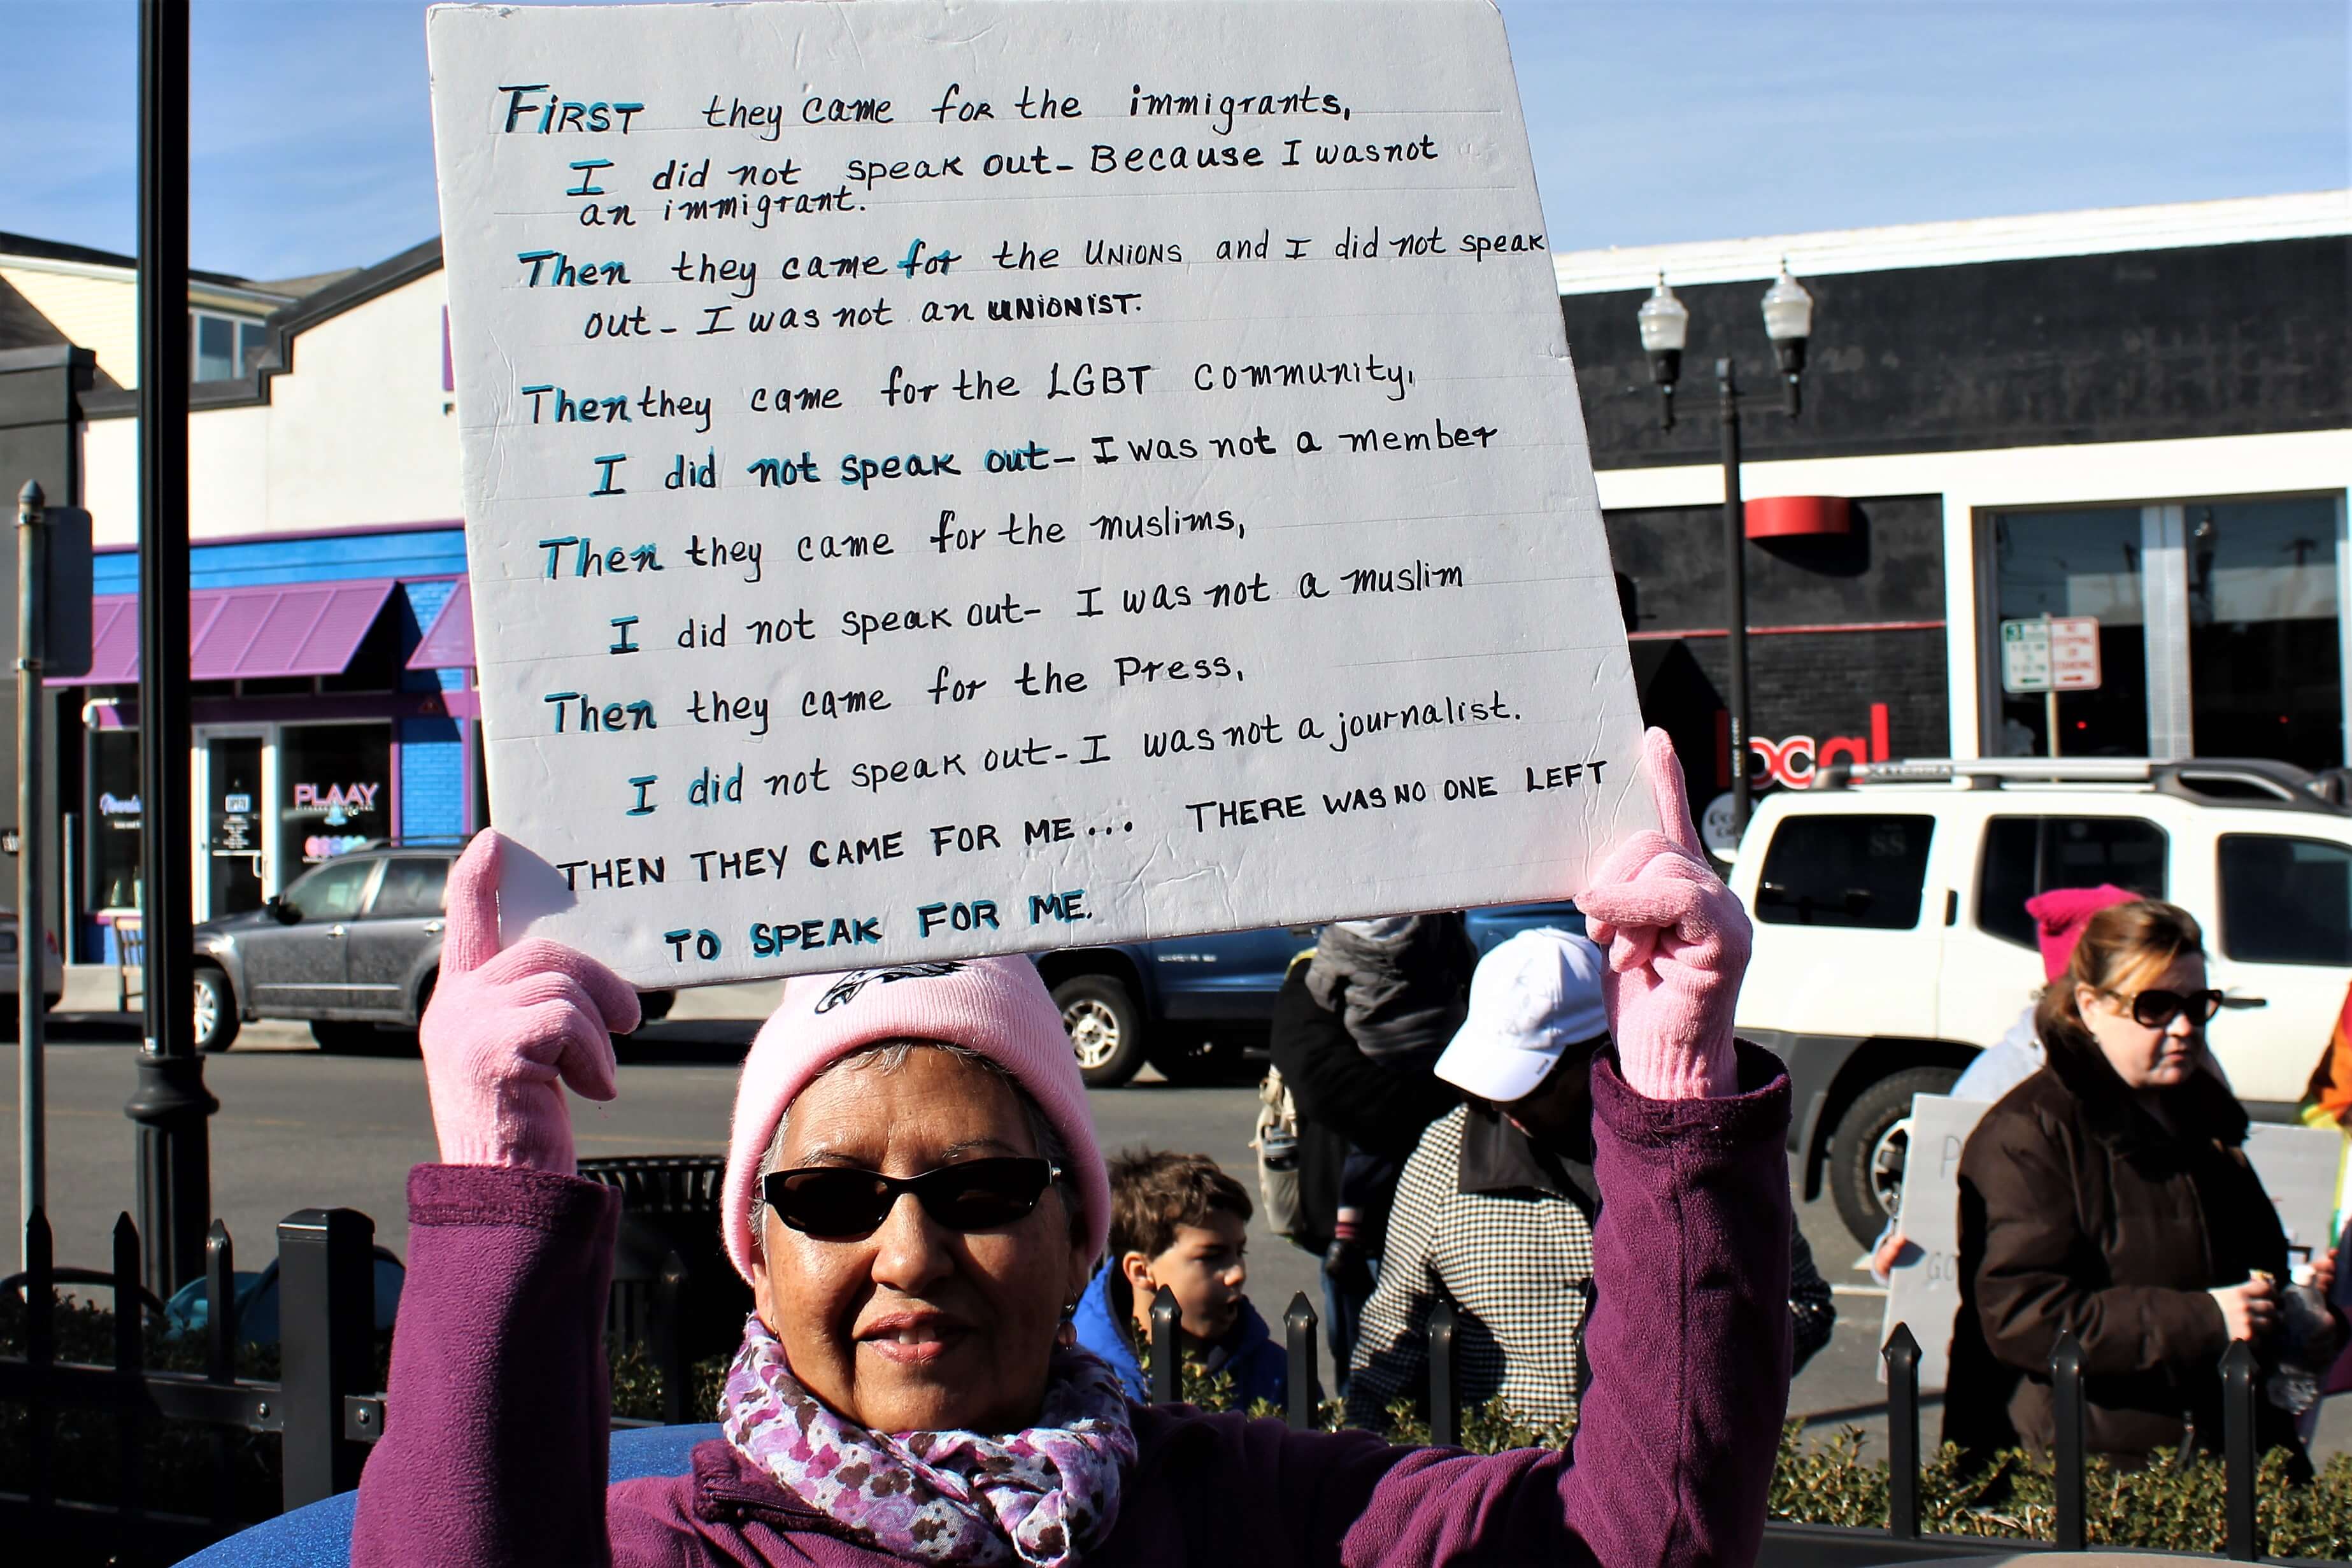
[720, 958, 1108, 1286]
[2025, 884, 2139, 981]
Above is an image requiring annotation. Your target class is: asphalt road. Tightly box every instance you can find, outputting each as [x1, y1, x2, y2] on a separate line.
[4, 1001, 2342, 1460]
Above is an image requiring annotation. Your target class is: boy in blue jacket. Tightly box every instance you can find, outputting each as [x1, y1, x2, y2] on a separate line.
[1074, 1148, 1288, 1408]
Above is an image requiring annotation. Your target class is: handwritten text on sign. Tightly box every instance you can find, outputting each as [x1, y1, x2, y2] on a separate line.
[427, 0, 1653, 984]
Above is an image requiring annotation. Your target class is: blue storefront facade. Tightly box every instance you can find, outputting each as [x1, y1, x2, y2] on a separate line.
[62, 524, 480, 959]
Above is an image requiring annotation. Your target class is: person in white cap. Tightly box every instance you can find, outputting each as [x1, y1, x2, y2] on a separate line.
[1343, 928, 1834, 1432]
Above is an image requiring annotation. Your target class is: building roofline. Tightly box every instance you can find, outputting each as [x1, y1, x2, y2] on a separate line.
[0, 230, 284, 299]
[90, 518, 464, 553]
[83, 235, 445, 419]
[0, 345, 97, 376]
[1551, 190, 2352, 294]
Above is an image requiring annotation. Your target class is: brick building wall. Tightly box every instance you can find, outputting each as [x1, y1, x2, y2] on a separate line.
[1606, 494, 1950, 797]
[1668, 628, 1951, 790]
[399, 716, 467, 840]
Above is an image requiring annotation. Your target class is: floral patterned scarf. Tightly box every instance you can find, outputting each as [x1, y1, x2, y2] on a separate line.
[719, 1315, 1136, 1566]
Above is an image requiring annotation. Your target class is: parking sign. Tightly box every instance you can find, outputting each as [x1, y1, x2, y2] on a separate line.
[2000, 617, 2100, 694]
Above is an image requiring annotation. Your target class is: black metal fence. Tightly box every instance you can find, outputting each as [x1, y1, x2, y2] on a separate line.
[0, 1204, 691, 1562]
[1, 1207, 378, 1560]
[1148, 1285, 2285, 1564]
[0, 1212, 2305, 1563]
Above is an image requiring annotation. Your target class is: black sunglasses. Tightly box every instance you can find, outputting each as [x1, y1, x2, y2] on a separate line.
[2111, 987, 2225, 1029]
[761, 1157, 1060, 1240]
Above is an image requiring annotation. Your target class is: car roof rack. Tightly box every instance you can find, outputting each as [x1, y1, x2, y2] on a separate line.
[1808, 757, 2349, 815]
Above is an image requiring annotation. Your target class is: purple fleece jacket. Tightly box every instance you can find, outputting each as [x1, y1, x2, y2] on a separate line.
[352, 1047, 1792, 1567]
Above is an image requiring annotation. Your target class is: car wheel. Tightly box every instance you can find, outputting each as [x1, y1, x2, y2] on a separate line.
[1828, 1066, 1961, 1249]
[194, 967, 240, 1053]
[1052, 975, 1147, 1088]
[310, 1020, 380, 1054]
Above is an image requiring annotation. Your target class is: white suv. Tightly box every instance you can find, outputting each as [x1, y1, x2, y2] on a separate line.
[1726, 757, 2352, 1247]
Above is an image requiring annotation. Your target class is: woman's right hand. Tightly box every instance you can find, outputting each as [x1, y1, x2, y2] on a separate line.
[2209, 1275, 2280, 1341]
[420, 830, 640, 1174]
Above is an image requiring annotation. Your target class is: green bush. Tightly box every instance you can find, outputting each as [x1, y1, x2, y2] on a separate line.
[8, 1294, 2351, 1562]
[1765, 1422, 2352, 1562]
[1133, 1334, 2352, 1562]
[608, 1340, 731, 1424]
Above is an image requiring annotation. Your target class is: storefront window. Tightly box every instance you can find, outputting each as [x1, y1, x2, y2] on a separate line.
[88, 730, 143, 911]
[1990, 498, 2344, 768]
[1991, 508, 2149, 757]
[2186, 499, 2342, 769]
[278, 723, 392, 866]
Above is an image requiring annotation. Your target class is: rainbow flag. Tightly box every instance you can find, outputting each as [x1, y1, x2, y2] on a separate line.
[2301, 981, 2352, 1250]
[2302, 981, 2352, 1130]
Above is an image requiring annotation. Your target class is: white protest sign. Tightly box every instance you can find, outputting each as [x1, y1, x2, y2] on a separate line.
[1880, 1092, 2341, 1390]
[427, 0, 1653, 987]
[2246, 1122, 2347, 1269]
[1879, 1095, 1991, 1392]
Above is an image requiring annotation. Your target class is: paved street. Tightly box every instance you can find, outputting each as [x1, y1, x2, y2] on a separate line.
[4, 998, 2343, 1461]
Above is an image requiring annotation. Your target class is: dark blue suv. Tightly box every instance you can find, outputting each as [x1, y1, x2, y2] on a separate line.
[1036, 901, 1584, 1087]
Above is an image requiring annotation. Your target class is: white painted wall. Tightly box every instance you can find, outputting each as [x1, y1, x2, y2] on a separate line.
[80, 417, 136, 546]
[76, 267, 460, 545]
[262, 271, 460, 532]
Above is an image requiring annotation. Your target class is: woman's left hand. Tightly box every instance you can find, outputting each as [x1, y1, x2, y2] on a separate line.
[1577, 729, 1753, 1100]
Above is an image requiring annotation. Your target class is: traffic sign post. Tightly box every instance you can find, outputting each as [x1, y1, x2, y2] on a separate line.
[2000, 615, 2101, 758]
[15, 483, 92, 1263]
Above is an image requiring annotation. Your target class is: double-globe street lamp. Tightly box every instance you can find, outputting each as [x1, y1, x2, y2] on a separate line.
[1635, 263, 1815, 841]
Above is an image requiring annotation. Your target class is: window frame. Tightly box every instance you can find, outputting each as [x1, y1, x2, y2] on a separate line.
[190, 309, 269, 382]
[1754, 811, 1939, 932]
[282, 856, 380, 922]
[2214, 831, 2352, 967]
[1973, 813, 2170, 950]
[366, 857, 451, 920]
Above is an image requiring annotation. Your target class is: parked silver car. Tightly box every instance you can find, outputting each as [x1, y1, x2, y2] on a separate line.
[190, 844, 671, 1051]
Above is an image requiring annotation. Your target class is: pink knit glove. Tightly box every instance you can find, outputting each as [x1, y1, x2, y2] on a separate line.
[1576, 729, 1752, 1101]
[420, 830, 639, 1172]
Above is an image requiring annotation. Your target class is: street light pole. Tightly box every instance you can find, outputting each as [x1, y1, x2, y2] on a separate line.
[125, 0, 215, 1295]
[1634, 266, 1816, 848]
[1718, 360, 1750, 834]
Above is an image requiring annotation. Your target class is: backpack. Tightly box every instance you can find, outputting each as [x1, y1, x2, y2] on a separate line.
[1252, 1065, 1306, 1242]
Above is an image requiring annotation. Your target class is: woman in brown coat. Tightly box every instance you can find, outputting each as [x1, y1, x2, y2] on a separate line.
[1946, 899, 2335, 1465]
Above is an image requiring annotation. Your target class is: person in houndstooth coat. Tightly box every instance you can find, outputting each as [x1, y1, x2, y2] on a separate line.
[1346, 929, 1834, 1434]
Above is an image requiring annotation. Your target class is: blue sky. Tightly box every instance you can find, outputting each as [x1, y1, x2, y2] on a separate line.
[1, 0, 2342, 282]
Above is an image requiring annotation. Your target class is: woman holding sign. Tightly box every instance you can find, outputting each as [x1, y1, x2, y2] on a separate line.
[1948, 898, 2345, 1466]
[352, 732, 1794, 1567]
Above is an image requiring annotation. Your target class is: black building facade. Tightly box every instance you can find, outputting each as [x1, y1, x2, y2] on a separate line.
[1555, 194, 2350, 808]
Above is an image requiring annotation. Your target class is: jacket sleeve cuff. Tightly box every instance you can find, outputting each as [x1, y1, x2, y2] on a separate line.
[1613, 1036, 1738, 1101]
[1591, 1041, 1790, 1150]
[407, 1162, 618, 1240]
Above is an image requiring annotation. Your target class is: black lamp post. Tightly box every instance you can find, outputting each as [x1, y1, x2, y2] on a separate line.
[125, 0, 215, 1295]
[1635, 264, 1815, 840]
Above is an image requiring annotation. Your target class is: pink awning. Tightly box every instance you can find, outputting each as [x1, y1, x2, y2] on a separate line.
[73, 597, 141, 685]
[51, 580, 398, 685]
[405, 579, 474, 671]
